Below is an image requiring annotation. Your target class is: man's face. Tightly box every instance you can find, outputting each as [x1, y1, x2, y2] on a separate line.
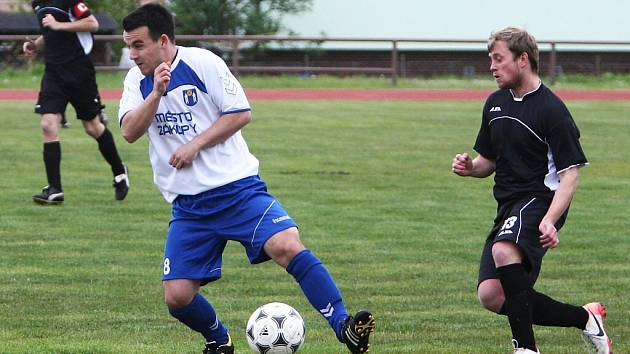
[488, 40, 523, 90]
[123, 26, 165, 76]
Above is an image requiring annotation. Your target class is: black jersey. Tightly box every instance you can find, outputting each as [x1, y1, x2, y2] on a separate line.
[474, 83, 588, 204]
[32, 0, 94, 64]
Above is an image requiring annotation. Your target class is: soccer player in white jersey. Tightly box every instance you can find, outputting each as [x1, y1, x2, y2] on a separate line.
[452, 27, 612, 354]
[119, 4, 374, 354]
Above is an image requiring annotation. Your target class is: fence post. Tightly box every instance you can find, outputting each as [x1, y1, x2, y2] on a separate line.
[400, 53, 407, 78]
[231, 39, 240, 78]
[104, 41, 112, 66]
[549, 42, 557, 84]
[304, 53, 310, 76]
[594, 54, 601, 76]
[391, 40, 398, 85]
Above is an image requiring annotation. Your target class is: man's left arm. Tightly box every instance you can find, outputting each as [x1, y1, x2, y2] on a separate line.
[539, 166, 580, 248]
[41, 2, 98, 33]
[168, 111, 252, 170]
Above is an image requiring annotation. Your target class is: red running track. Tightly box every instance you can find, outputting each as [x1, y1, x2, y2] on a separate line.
[2, 88, 630, 101]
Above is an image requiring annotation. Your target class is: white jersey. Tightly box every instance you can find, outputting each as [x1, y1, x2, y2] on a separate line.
[118, 46, 259, 203]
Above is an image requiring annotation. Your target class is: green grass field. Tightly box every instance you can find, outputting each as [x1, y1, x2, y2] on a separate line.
[0, 98, 628, 353]
[5, 64, 630, 90]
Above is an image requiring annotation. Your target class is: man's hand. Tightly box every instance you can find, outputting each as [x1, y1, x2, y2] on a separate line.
[154, 62, 171, 95]
[22, 38, 37, 56]
[452, 152, 473, 176]
[42, 14, 62, 31]
[539, 220, 560, 249]
[169, 141, 201, 169]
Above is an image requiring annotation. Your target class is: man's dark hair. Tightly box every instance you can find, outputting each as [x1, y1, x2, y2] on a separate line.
[122, 3, 175, 42]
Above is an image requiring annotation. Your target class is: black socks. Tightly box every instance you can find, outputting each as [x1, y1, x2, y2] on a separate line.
[497, 263, 591, 351]
[43, 141, 62, 190]
[497, 263, 536, 351]
[530, 290, 590, 329]
[96, 128, 125, 176]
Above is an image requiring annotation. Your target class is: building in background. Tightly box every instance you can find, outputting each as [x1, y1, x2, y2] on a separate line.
[282, 0, 630, 45]
[0, 0, 29, 12]
[252, 0, 630, 77]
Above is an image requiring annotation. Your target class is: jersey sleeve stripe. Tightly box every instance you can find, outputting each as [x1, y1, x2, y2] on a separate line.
[557, 162, 589, 174]
[119, 110, 132, 127]
[221, 108, 251, 115]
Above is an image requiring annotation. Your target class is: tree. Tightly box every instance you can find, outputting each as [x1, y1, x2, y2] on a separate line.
[86, 0, 139, 29]
[168, 0, 313, 35]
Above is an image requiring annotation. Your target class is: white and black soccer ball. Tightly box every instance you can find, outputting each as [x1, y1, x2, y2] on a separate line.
[246, 302, 305, 354]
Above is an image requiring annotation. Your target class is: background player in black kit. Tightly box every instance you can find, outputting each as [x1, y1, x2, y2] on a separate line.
[23, 0, 128, 204]
[452, 27, 613, 354]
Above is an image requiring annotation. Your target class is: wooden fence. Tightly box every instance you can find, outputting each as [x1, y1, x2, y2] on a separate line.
[2, 34, 630, 84]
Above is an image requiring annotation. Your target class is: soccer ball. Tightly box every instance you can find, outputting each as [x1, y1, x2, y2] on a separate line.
[246, 302, 305, 354]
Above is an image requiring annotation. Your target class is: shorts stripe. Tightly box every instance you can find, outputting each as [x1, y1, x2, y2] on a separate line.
[516, 197, 537, 243]
[251, 199, 276, 246]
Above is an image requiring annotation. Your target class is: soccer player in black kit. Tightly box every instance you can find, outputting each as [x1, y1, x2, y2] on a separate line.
[452, 27, 613, 354]
[23, 0, 129, 204]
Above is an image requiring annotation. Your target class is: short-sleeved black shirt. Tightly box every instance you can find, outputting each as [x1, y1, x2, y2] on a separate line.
[474, 83, 588, 204]
[32, 0, 94, 64]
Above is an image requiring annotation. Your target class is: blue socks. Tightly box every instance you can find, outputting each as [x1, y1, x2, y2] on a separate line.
[168, 251, 349, 344]
[168, 293, 229, 344]
[287, 249, 349, 341]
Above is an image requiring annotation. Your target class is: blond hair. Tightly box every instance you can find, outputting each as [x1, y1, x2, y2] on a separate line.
[488, 27, 539, 73]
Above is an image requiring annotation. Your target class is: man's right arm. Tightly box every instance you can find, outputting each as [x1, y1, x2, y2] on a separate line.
[452, 152, 496, 178]
[121, 62, 171, 143]
[120, 90, 162, 143]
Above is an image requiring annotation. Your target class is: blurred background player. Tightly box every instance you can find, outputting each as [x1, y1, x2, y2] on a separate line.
[451, 27, 612, 354]
[23, 0, 128, 204]
[59, 101, 108, 128]
[119, 4, 374, 353]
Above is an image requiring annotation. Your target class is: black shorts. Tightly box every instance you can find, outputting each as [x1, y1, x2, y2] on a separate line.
[478, 196, 568, 285]
[35, 55, 101, 121]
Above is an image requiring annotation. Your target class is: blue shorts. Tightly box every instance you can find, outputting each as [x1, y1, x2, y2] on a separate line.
[162, 175, 298, 285]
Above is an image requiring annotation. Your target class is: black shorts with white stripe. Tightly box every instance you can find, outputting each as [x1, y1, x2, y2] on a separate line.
[477, 195, 568, 286]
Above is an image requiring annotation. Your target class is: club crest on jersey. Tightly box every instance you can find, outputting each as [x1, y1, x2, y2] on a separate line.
[183, 89, 198, 106]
